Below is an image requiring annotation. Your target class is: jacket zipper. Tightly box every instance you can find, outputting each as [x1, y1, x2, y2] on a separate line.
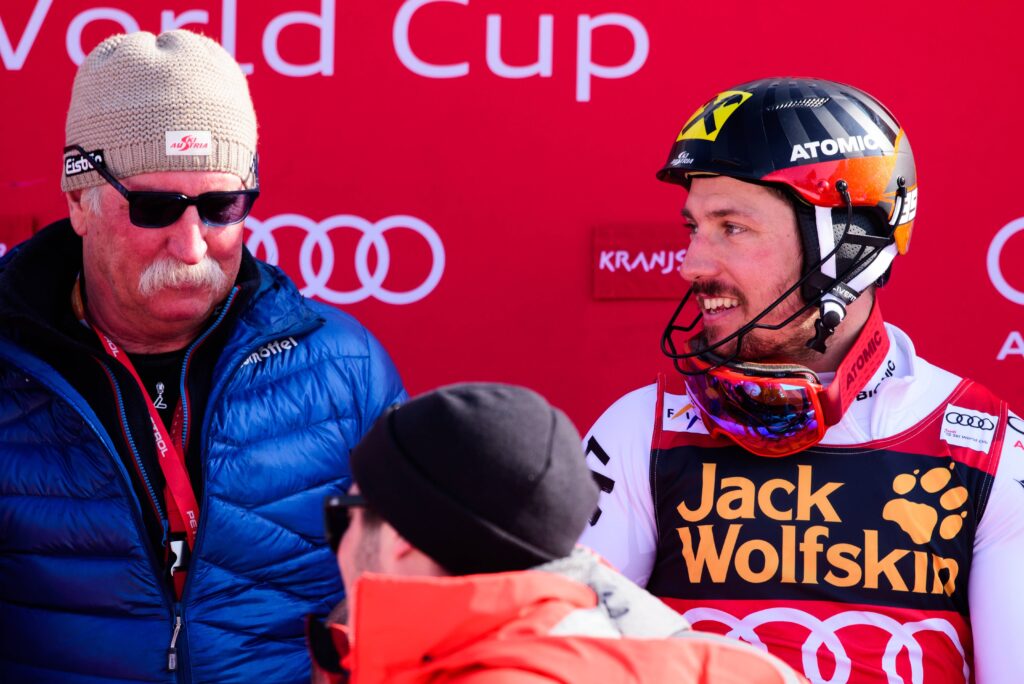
[177, 288, 240, 453]
[104, 363, 185, 679]
[103, 365, 167, 523]
[168, 607, 183, 671]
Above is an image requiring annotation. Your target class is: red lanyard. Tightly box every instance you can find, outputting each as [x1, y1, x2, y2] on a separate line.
[90, 326, 200, 549]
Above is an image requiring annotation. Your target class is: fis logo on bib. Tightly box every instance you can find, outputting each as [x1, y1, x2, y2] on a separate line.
[664, 399, 707, 434]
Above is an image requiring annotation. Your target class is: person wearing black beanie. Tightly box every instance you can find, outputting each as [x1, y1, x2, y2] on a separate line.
[309, 382, 806, 684]
[348, 381, 600, 575]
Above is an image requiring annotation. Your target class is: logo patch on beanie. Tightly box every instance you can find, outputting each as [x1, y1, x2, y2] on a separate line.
[166, 131, 211, 156]
[64, 150, 104, 177]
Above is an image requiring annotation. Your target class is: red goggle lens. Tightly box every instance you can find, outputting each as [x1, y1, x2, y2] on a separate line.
[682, 362, 827, 457]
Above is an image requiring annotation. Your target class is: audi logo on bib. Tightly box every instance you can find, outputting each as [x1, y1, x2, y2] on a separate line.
[944, 412, 996, 430]
[245, 214, 445, 305]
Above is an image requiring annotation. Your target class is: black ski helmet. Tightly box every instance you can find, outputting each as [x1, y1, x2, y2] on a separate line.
[657, 77, 917, 308]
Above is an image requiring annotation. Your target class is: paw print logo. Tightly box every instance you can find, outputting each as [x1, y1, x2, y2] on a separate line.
[882, 464, 968, 544]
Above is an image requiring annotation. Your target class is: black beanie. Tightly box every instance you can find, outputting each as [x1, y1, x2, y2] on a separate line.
[349, 383, 600, 576]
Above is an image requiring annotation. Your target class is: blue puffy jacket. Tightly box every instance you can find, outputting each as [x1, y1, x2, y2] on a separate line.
[0, 252, 406, 683]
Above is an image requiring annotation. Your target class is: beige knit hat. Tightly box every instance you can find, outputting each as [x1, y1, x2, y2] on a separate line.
[62, 30, 258, 191]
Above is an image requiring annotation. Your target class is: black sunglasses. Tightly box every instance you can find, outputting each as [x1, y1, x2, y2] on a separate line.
[63, 144, 260, 229]
[323, 494, 368, 554]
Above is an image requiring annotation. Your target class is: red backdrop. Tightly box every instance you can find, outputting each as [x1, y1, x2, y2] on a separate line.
[1, 0, 1021, 430]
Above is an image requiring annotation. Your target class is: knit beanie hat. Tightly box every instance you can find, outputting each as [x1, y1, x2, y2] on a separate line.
[62, 30, 257, 191]
[350, 383, 600, 576]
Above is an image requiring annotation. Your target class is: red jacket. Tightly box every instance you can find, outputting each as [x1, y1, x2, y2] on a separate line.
[311, 553, 806, 683]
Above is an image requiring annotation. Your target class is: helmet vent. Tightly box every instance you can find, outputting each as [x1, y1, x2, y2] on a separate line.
[767, 97, 830, 111]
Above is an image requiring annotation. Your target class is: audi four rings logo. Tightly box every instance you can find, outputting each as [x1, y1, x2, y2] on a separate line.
[245, 214, 445, 305]
[683, 606, 968, 684]
[944, 412, 996, 430]
[988, 218, 1024, 305]
[1008, 415, 1024, 435]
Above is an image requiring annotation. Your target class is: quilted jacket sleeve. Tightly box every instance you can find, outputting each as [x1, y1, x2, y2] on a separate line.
[357, 324, 408, 437]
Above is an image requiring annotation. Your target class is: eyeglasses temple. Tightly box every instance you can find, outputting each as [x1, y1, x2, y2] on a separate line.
[63, 144, 131, 198]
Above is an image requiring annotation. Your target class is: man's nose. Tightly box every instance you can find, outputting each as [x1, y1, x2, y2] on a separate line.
[678, 233, 719, 283]
[165, 207, 208, 264]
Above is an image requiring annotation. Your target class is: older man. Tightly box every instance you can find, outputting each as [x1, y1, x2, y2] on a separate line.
[581, 78, 1024, 683]
[0, 30, 405, 683]
[311, 383, 805, 683]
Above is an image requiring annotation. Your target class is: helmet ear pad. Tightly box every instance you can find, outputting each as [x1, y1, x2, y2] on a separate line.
[792, 198, 891, 304]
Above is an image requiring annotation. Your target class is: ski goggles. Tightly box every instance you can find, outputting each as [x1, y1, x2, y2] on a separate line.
[64, 144, 259, 228]
[679, 350, 843, 457]
[323, 493, 369, 554]
[676, 300, 890, 457]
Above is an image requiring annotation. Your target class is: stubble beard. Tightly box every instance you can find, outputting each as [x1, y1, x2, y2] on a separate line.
[694, 282, 819, 366]
[350, 518, 383, 588]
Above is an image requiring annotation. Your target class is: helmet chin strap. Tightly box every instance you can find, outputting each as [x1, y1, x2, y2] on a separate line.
[805, 178, 906, 353]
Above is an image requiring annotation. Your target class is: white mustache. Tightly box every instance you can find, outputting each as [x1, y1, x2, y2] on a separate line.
[138, 257, 229, 296]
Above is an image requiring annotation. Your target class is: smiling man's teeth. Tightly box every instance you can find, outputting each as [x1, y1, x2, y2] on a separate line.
[702, 297, 739, 312]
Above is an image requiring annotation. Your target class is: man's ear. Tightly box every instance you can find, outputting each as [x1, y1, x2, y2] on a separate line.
[388, 531, 449, 577]
[66, 190, 89, 237]
[367, 521, 404, 572]
[392, 534, 418, 561]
